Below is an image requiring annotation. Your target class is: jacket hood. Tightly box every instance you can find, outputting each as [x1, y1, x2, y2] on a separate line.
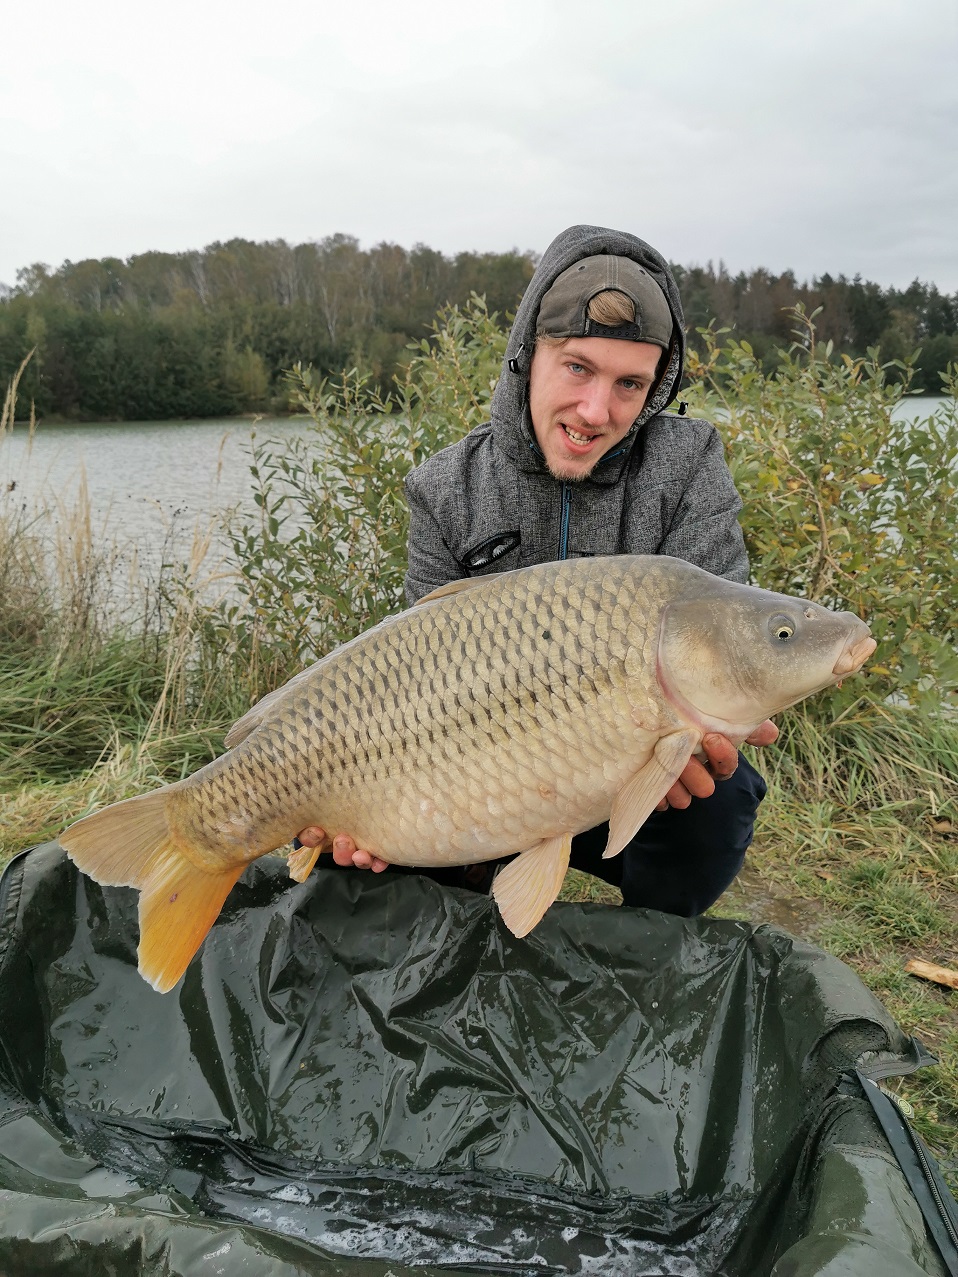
[490, 224, 686, 477]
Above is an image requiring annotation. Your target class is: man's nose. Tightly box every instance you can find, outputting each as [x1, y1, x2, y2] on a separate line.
[577, 382, 612, 428]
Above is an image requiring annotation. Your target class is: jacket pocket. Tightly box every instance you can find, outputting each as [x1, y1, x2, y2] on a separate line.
[459, 531, 521, 572]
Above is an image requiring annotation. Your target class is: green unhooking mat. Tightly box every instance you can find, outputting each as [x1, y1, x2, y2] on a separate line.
[0, 843, 956, 1276]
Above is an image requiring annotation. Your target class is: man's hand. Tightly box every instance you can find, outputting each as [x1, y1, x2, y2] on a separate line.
[296, 827, 390, 872]
[655, 720, 779, 811]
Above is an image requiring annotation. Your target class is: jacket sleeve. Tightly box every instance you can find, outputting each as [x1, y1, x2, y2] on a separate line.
[403, 471, 466, 605]
[655, 425, 750, 583]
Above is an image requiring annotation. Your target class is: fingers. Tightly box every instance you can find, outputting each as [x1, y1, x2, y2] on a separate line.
[330, 834, 356, 865]
[295, 829, 389, 873]
[657, 752, 717, 810]
[700, 734, 739, 780]
[332, 835, 389, 873]
[678, 753, 718, 798]
[661, 780, 690, 810]
[297, 826, 327, 848]
[745, 718, 779, 747]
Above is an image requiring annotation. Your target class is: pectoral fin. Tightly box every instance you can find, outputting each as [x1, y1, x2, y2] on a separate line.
[491, 832, 573, 938]
[603, 729, 698, 859]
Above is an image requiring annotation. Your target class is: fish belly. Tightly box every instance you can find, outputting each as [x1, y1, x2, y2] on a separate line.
[313, 718, 664, 867]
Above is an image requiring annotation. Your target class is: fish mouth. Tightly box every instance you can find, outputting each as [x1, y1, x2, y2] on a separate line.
[832, 633, 877, 677]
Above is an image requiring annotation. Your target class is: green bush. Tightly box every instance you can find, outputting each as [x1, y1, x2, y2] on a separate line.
[684, 308, 958, 713]
[221, 297, 506, 685]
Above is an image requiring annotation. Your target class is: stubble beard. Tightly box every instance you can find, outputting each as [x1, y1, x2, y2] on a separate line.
[542, 430, 598, 483]
[544, 458, 592, 483]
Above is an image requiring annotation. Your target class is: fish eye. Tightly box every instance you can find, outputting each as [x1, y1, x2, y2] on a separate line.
[770, 615, 795, 642]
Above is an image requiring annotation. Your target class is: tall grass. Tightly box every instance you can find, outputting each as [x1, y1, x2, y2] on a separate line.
[0, 355, 256, 803]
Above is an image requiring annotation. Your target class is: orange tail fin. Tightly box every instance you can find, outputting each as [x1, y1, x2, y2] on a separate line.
[60, 791, 243, 993]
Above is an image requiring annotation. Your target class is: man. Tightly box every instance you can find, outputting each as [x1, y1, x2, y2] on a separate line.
[298, 224, 775, 914]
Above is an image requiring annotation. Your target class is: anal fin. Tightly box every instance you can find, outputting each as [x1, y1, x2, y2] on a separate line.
[603, 729, 698, 859]
[491, 832, 572, 938]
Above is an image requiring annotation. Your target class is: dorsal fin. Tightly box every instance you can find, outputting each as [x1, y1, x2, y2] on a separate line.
[415, 573, 511, 606]
[223, 665, 317, 749]
[224, 609, 408, 749]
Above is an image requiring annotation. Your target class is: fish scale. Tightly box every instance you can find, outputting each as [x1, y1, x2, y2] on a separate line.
[381, 571, 632, 851]
[182, 562, 643, 867]
[60, 554, 875, 991]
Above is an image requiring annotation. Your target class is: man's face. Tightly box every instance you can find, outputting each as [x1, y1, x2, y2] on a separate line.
[528, 336, 663, 481]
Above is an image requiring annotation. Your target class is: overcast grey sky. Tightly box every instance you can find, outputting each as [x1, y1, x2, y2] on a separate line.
[3, 0, 956, 292]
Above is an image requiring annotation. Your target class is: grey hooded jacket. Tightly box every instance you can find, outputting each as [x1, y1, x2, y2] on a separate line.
[404, 224, 748, 604]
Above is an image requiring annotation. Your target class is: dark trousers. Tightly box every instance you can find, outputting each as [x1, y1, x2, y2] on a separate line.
[569, 753, 767, 915]
[309, 754, 766, 919]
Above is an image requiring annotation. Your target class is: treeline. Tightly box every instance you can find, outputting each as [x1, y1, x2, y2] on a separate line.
[0, 237, 535, 420]
[676, 265, 958, 392]
[0, 235, 955, 421]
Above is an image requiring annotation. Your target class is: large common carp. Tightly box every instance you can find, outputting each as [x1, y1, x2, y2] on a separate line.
[61, 556, 875, 993]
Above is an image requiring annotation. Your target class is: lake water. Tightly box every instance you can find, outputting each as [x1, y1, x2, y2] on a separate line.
[0, 396, 952, 597]
[0, 416, 315, 598]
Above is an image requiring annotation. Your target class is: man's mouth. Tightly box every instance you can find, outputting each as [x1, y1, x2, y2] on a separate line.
[562, 424, 598, 447]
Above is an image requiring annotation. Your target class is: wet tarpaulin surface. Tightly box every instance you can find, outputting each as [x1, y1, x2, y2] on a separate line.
[0, 843, 952, 1276]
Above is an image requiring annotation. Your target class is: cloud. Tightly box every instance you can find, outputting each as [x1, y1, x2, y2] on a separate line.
[1, 0, 956, 289]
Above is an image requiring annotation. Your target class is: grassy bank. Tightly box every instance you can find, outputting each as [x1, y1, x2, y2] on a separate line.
[1, 308, 956, 1188]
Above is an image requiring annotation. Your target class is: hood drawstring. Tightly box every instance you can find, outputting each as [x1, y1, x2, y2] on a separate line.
[507, 343, 526, 376]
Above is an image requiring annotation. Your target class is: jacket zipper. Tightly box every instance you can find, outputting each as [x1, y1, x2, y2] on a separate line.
[559, 483, 571, 559]
[526, 437, 625, 561]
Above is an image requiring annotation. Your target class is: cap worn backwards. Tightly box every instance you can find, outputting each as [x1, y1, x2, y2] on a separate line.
[535, 254, 674, 351]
